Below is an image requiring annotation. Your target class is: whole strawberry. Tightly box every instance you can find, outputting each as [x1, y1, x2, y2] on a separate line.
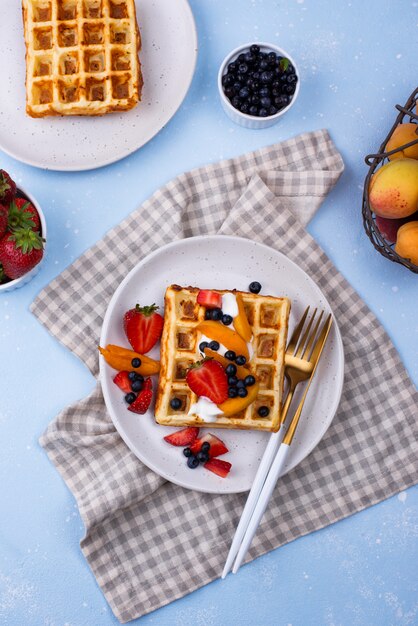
[0, 170, 17, 205]
[0, 227, 44, 279]
[8, 198, 41, 232]
[124, 304, 164, 354]
[0, 204, 8, 238]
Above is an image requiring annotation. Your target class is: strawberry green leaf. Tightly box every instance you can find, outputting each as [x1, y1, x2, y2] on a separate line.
[9, 227, 44, 255]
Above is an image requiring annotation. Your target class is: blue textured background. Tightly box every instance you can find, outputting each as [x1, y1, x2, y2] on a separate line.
[1, 1, 417, 625]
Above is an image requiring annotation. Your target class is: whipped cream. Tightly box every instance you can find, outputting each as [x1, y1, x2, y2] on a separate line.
[188, 396, 223, 422]
[222, 293, 239, 319]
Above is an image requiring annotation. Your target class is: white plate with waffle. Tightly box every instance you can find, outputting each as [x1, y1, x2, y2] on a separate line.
[0, 0, 197, 170]
[100, 236, 344, 494]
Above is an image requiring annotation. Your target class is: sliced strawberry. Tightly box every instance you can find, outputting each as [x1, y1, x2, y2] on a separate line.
[189, 433, 228, 458]
[124, 303, 164, 354]
[164, 427, 200, 447]
[186, 359, 228, 404]
[143, 377, 153, 390]
[204, 458, 231, 478]
[113, 370, 131, 393]
[128, 389, 153, 414]
[197, 289, 222, 309]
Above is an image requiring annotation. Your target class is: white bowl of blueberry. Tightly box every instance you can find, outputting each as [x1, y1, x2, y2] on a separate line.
[218, 42, 300, 129]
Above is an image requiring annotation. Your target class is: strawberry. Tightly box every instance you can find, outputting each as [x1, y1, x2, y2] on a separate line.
[128, 388, 153, 414]
[7, 198, 41, 233]
[0, 264, 6, 284]
[189, 433, 228, 458]
[113, 371, 131, 393]
[124, 304, 164, 354]
[143, 377, 153, 390]
[204, 458, 232, 478]
[164, 427, 200, 447]
[0, 205, 8, 238]
[197, 289, 222, 309]
[186, 359, 228, 404]
[0, 170, 16, 205]
[0, 228, 44, 280]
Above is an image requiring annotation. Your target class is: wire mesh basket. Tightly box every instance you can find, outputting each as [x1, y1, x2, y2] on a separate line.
[362, 86, 418, 273]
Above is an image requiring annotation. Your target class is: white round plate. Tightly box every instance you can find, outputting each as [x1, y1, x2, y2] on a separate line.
[0, 0, 197, 171]
[100, 236, 344, 494]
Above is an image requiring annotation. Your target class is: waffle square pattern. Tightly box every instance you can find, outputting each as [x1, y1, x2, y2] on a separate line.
[22, 0, 143, 117]
[155, 286, 291, 433]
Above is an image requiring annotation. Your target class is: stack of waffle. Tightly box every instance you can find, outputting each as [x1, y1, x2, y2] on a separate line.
[22, 0, 142, 117]
[155, 285, 291, 432]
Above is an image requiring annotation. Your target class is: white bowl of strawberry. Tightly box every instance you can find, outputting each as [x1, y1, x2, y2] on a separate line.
[0, 169, 46, 293]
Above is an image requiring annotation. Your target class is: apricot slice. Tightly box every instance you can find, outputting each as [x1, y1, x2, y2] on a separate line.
[203, 348, 251, 378]
[197, 321, 249, 360]
[218, 382, 260, 417]
[98, 344, 160, 375]
[233, 294, 252, 342]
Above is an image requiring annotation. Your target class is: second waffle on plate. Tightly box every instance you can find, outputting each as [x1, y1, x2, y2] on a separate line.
[155, 285, 291, 432]
[22, 0, 143, 117]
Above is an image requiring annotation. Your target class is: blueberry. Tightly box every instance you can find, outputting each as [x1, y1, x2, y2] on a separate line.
[197, 450, 209, 463]
[275, 95, 289, 108]
[211, 308, 223, 321]
[258, 405, 270, 417]
[240, 102, 250, 114]
[237, 73, 247, 84]
[259, 51, 268, 60]
[225, 350, 236, 361]
[224, 87, 235, 98]
[249, 105, 259, 116]
[228, 387, 238, 398]
[246, 78, 255, 89]
[252, 71, 260, 80]
[222, 314, 233, 325]
[250, 44, 260, 55]
[199, 341, 209, 352]
[268, 51, 277, 64]
[269, 105, 278, 115]
[279, 73, 288, 82]
[170, 397, 182, 410]
[187, 456, 199, 469]
[125, 392, 136, 404]
[232, 96, 241, 109]
[131, 357, 141, 368]
[236, 379, 246, 388]
[287, 74, 297, 84]
[251, 80, 260, 91]
[259, 59, 269, 70]
[205, 309, 212, 320]
[228, 376, 238, 386]
[128, 371, 138, 381]
[131, 379, 143, 392]
[238, 387, 248, 398]
[222, 74, 234, 87]
[272, 80, 281, 89]
[260, 96, 272, 108]
[272, 87, 282, 97]
[225, 363, 237, 376]
[244, 52, 255, 64]
[239, 87, 250, 99]
[236, 355, 247, 366]
[259, 86, 270, 98]
[209, 340, 220, 351]
[227, 61, 237, 73]
[251, 94, 260, 105]
[259, 107, 269, 116]
[249, 281, 262, 294]
[238, 63, 249, 74]
[260, 71, 273, 83]
[286, 63, 295, 74]
[183, 447, 192, 457]
[201, 441, 211, 453]
[285, 83, 296, 95]
[237, 53, 246, 62]
[244, 375, 256, 387]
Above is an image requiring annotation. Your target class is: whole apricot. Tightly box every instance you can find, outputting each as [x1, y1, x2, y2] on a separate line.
[394, 221, 418, 265]
[369, 158, 418, 218]
[386, 123, 418, 160]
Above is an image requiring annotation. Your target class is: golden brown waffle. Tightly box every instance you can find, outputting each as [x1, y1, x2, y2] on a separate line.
[155, 285, 291, 432]
[22, 0, 143, 117]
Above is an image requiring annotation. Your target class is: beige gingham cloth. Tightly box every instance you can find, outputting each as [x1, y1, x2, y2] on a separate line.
[32, 130, 418, 623]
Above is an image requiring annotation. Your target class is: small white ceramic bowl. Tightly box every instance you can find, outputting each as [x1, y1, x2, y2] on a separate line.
[218, 42, 300, 129]
[0, 185, 47, 293]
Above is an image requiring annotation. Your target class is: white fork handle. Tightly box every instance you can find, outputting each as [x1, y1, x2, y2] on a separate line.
[231, 443, 291, 574]
[221, 426, 285, 579]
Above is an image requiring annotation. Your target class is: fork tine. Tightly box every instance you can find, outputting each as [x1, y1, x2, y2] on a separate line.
[286, 306, 310, 355]
[301, 310, 324, 360]
[294, 308, 317, 358]
[308, 314, 332, 364]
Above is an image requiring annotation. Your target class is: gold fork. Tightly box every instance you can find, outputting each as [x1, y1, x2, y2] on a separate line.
[230, 311, 333, 574]
[222, 306, 326, 578]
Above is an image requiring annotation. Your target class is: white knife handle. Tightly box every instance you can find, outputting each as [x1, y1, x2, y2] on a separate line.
[232, 443, 291, 573]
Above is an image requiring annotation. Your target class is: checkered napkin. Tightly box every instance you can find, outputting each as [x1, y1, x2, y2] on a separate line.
[32, 130, 418, 623]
